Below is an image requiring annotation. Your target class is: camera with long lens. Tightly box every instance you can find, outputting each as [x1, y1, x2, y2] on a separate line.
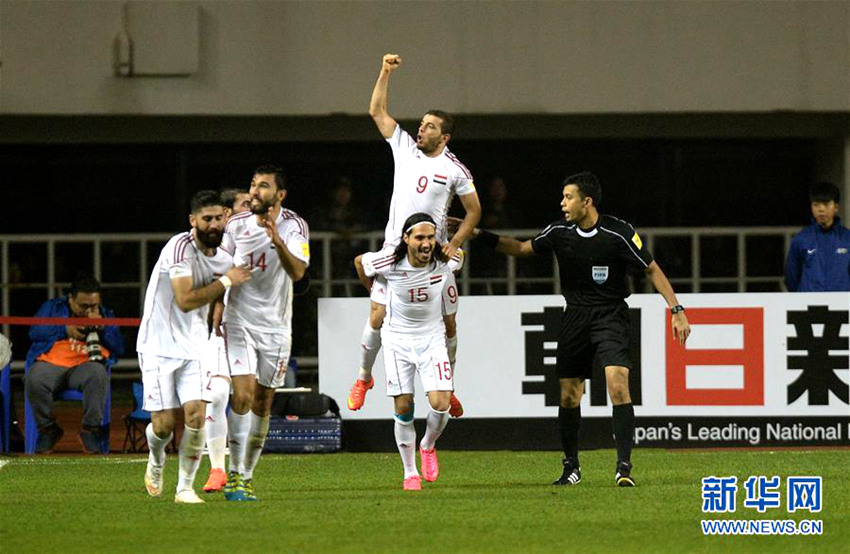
[81, 327, 104, 362]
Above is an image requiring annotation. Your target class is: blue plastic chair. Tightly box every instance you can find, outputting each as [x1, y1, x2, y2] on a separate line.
[1, 363, 11, 453]
[24, 360, 112, 454]
[122, 382, 151, 453]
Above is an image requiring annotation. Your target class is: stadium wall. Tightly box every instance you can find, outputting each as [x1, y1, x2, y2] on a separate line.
[319, 293, 850, 451]
[1, 1, 848, 116]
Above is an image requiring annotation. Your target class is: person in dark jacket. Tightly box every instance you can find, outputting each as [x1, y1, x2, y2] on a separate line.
[25, 273, 124, 453]
[785, 182, 850, 292]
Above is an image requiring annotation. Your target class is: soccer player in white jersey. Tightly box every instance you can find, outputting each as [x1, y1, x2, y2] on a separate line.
[137, 190, 251, 504]
[348, 53, 482, 415]
[355, 213, 463, 491]
[216, 165, 310, 502]
[200, 188, 253, 493]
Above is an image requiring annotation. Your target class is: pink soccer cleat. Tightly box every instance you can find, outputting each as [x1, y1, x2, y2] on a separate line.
[403, 475, 422, 491]
[420, 446, 439, 482]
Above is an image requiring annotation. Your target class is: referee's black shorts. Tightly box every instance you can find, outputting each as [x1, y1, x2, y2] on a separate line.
[556, 302, 632, 379]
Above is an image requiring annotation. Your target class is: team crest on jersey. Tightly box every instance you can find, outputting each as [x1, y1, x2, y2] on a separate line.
[592, 266, 609, 284]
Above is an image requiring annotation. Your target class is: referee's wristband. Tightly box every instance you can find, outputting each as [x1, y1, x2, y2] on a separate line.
[478, 229, 501, 249]
[219, 275, 233, 289]
[670, 305, 685, 315]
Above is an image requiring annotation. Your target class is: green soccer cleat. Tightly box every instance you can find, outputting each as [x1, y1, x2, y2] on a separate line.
[224, 471, 248, 501]
[242, 478, 259, 501]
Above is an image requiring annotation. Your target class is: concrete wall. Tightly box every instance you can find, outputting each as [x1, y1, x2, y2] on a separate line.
[1, 0, 848, 116]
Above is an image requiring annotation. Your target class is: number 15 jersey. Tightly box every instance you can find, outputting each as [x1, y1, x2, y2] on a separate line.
[383, 125, 476, 247]
[361, 250, 464, 339]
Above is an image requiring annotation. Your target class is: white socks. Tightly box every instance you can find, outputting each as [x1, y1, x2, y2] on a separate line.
[228, 410, 250, 475]
[420, 408, 449, 451]
[242, 412, 270, 481]
[176, 425, 205, 493]
[394, 413, 417, 478]
[359, 321, 382, 380]
[204, 377, 230, 470]
[145, 423, 172, 468]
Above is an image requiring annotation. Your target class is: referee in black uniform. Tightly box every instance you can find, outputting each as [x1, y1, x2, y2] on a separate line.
[468, 171, 690, 486]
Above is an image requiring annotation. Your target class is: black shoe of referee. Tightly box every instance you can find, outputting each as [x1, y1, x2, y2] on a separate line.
[552, 458, 581, 486]
[615, 461, 635, 487]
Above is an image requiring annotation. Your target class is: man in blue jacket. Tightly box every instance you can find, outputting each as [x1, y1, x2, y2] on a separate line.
[785, 182, 850, 292]
[25, 273, 124, 453]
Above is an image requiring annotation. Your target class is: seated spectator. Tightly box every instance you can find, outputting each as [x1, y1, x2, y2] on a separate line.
[785, 181, 850, 292]
[25, 273, 124, 453]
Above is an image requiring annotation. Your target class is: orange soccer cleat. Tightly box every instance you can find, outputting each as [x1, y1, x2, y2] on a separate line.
[202, 468, 228, 493]
[347, 377, 375, 411]
[448, 393, 464, 418]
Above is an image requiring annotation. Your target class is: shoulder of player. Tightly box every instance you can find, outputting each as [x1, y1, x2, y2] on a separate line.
[365, 251, 396, 274]
[225, 210, 253, 233]
[167, 231, 196, 263]
[442, 149, 473, 180]
[280, 208, 309, 235]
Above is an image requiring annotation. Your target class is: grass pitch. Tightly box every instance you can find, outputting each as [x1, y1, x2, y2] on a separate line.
[1, 449, 846, 553]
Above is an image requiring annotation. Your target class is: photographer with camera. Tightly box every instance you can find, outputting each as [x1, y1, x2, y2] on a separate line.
[25, 273, 125, 453]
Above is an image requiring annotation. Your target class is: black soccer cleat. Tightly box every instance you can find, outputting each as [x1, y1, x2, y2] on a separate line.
[553, 458, 582, 486]
[615, 461, 635, 487]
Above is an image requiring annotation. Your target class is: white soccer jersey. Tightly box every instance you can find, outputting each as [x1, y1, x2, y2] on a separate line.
[361, 249, 463, 338]
[223, 208, 310, 332]
[383, 125, 476, 247]
[137, 231, 234, 360]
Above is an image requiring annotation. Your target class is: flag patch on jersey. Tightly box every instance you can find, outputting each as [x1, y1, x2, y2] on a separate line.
[430, 275, 443, 284]
[631, 232, 643, 249]
[433, 174, 448, 186]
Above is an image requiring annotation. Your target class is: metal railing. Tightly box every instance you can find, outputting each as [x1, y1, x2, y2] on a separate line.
[1, 226, 798, 369]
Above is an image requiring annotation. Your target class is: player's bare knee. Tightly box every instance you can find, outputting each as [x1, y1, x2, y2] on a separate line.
[393, 395, 414, 415]
[151, 413, 174, 437]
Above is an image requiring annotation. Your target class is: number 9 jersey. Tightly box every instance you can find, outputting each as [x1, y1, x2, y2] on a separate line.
[361, 249, 464, 340]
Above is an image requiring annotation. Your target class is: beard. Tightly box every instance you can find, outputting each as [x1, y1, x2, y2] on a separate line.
[416, 136, 440, 155]
[196, 227, 223, 249]
[250, 196, 276, 215]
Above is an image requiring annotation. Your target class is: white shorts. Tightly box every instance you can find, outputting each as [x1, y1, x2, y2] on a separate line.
[139, 353, 208, 412]
[224, 324, 291, 388]
[202, 335, 230, 380]
[382, 333, 454, 397]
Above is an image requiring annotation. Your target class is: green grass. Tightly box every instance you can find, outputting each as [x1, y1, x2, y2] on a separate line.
[0, 449, 846, 553]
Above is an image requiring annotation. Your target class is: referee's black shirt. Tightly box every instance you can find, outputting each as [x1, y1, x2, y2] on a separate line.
[531, 214, 654, 306]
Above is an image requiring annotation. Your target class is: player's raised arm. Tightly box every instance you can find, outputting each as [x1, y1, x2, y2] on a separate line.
[369, 53, 402, 138]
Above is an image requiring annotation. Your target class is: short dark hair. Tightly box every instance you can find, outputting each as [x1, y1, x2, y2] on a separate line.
[220, 188, 245, 209]
[809, 181, 840, 204]
[425, 110, 455, 136]
[69, 273, 100, 296]
[190, 190, 225, 214]
[393, 212, 447, 265]
[564, 171, 602, 207]
[254, 164, 286, 191]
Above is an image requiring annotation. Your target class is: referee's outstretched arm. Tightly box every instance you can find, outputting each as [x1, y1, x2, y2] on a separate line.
[460, 222, 536, 258]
